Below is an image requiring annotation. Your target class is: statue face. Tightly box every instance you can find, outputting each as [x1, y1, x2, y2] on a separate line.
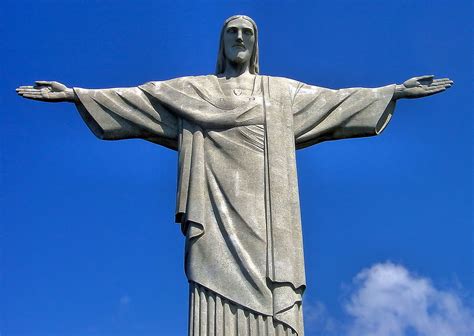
[223, 18, 255, 66]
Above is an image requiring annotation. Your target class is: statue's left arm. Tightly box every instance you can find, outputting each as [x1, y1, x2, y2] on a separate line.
[292, 75, 452, 149]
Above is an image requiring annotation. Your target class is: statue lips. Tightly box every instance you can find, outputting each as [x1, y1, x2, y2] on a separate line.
[233, 44, 246, 50]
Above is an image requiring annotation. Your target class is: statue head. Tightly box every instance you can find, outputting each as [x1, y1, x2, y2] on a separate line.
[215, 15, 259, 75]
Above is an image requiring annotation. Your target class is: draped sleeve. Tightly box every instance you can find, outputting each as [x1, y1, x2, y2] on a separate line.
[292, 82, 396, 149]
[73, 85, 179, 150]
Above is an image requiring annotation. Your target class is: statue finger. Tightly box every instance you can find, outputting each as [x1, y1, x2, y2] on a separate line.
[431, 79, 451, 84]
[34, 81, 54, 89]
[431, 79, 453, 86]
[416, 75, 435, 80]
[17, 90, 37, 95]
[35, 80, 53, 86]
[21, 92, 43, 97]
[429, 82, 453, 87]
[33, 86, 52, 92]
[427, 85, 446, 90]
[432, 78, 450, 82]
[18, 91, 43, 97]
[21, 93, 43, 99]
[433, 80, 453, 87]
[17, 86, 34, 90]
[17, 88, 42, 93]
[426, 87, 446, 94]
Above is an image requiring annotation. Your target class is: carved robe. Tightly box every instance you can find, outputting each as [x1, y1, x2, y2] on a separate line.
[74, 75, 396, 335]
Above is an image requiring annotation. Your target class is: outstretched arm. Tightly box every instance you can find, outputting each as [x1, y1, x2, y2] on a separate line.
[292, 75, 453, 149]
[16, 81, 77, 103]
[393, 75, 453, 100]
[16, 80, 179, 149]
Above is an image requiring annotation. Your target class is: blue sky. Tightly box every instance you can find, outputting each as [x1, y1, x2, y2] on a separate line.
[1, 0, 472, 335]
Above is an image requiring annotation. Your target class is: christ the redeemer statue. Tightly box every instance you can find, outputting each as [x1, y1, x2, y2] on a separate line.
[17, 15, 452, 336]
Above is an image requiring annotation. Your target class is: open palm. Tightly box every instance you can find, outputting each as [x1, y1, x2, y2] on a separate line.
[400, 75, 453, 99]
[16, 81, 73, 102]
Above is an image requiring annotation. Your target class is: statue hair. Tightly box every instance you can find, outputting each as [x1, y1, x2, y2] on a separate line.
[215, 15, 259, 75]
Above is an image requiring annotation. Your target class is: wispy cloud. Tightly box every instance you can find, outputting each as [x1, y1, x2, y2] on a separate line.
[304, 300, 338, 335]
[344, 262, 474, 336]
[119, 295, 131, 306]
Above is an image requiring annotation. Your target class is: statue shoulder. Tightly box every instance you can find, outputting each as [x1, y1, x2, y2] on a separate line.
[141, 75, 216, 90]
[265, 75, 330, 91]
[262, 75, 307, 98]
[265, 75, 310, 92]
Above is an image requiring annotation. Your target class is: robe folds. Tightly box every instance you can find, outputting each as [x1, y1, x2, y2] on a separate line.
[74, 75, 396, 335]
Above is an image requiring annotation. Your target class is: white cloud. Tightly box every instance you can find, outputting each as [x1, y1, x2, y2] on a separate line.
[344, 262, 474, 336]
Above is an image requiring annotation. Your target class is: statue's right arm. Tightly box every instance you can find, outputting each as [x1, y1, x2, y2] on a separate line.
[17, 80, 180, 150]
[16, 81, 78, 103]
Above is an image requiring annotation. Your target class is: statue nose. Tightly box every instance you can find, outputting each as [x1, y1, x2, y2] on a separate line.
[236, 31, 243, 42]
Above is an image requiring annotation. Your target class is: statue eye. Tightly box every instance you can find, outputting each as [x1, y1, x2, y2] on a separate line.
[244, 29, 254, 36]
[226, 27, 237, 34]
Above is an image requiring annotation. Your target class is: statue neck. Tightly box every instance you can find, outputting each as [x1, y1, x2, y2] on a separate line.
[222, 59, 251, 78]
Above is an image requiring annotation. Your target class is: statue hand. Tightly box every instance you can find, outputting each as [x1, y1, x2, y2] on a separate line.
[394, 75, 453, 100]
[16, 81, 76, 102]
